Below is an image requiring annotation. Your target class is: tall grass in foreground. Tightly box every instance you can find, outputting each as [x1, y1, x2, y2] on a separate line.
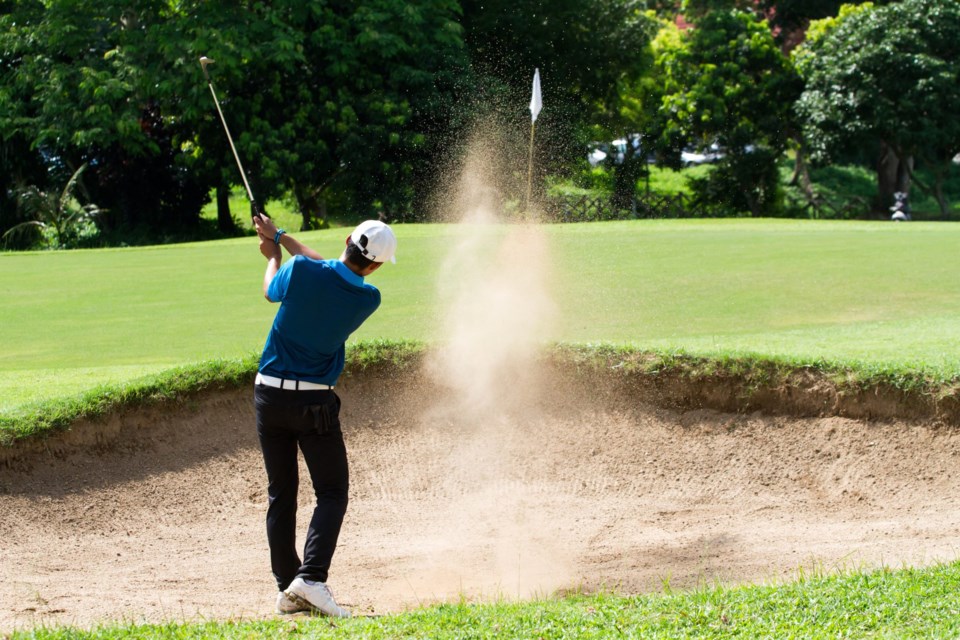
[12, 561, 960, 639]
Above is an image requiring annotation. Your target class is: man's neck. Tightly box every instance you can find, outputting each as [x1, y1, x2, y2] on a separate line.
[338, 254, 365, 277]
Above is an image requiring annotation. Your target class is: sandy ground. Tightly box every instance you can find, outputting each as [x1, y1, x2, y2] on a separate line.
[3, 372, 960, 632]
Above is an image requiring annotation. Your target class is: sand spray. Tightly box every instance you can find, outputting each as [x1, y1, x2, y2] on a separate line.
[396, 123, 580, 604]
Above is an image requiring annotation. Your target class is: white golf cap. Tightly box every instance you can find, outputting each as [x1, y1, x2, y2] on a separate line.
[350, 220, 397, 264]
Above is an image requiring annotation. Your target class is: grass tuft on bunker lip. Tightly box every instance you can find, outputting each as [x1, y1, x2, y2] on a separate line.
[10, 560, 960, 639]
[550, 342, 958, 394]
[0, 340, 427, 447]
[3, 340, 960, 449]
[0, 354, 260, 446]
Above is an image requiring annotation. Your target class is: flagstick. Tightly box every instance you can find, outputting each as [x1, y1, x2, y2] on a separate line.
[525, 68, 542, 219]
[525, 120, 536, 216]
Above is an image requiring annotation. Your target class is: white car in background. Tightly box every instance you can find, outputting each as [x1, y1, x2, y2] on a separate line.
[681, 143, 725, 166]
[588, 139, 736, 167]
[588, 147, 608, 166]
[587, 135, 644, 166]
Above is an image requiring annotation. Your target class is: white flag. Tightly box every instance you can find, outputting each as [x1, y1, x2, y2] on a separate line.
[529, 68, 542, 122]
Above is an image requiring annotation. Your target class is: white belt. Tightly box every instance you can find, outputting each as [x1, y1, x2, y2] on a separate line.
[255, 373, 334, 391]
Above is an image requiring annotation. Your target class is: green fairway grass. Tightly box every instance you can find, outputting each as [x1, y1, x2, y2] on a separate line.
[2, 219, 959, 412]
[550, 219, 960, 371]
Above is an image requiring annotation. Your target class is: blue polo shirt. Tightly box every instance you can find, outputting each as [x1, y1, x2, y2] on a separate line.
[258, 257, 381, 385]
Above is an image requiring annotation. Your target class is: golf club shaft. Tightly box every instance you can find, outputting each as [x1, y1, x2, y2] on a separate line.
[201, 66, 261, 218]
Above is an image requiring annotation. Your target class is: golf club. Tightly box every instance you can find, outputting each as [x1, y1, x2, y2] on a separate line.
[199, 56, 262, 219]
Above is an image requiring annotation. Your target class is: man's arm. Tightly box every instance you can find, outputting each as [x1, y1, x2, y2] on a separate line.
[259, 235, 282, 301]
[253, 214, 323, 260]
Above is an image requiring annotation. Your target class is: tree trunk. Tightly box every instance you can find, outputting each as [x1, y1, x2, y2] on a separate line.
[292, 182, 329, 231]
[896, 154, 913, 194]
[216, 184, 234, 233]
[877, 141, 911, 216]
[611, 143, 645, 213]
[788, 150, 803, 187]
[896, 150, 953, 219]
[934, 174, 949, 218]
[790, 141, 819, 217]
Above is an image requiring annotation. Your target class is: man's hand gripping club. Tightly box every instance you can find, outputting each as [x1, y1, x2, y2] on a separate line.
[255, 214, 324, 301]
[254, 214, 324, 261]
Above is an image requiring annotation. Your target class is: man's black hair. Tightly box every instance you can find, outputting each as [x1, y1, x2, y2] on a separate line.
[344, 239, 376, 270]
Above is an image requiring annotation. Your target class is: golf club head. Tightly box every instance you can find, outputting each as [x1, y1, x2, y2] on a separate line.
[199, 56, 215, 81]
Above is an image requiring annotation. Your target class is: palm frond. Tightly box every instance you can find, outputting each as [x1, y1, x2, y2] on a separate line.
[2, 220, 46, 244]
[58, 163, 89, 216]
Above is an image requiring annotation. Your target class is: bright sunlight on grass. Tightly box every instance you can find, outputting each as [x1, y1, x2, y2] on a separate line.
[3, 219, 959, 412]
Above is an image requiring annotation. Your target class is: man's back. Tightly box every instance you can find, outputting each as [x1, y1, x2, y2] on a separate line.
[259, 256, 381, 385]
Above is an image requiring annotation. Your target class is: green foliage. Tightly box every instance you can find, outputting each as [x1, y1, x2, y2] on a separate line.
[0, 1, 210, 235]
[0, 1, 469, 242]
[657, 10, 802, 216]
[646, 163, 712, 195]
[553, 168, 613, 195]
[263, 0, 470, 222]
[795, 0, 960, 215]
[683, 1, 869, 45]
[461, 0, 656, 108]
[795, 2, 876, 67]
[686, 146, 784, 217]
[459, 0, 660, 178]
[763, 0, 859, 44]
[781, 159, 875, 219]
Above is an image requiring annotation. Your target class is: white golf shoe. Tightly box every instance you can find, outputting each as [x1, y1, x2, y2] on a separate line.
[284, 577, 352, 618]
[276, 590, 311, 615]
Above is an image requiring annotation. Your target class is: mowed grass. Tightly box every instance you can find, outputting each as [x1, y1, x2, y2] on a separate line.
[3, 218, 960, 412]
[11, 562, 960, 639]
[550, 219, 960, 371]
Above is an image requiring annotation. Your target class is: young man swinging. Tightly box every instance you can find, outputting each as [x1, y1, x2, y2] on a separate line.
[252, 214, 396, 617]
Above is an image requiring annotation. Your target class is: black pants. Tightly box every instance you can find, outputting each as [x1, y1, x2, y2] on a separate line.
[254, 384, 348, 591]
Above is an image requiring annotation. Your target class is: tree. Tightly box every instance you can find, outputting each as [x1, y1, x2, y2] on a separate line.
[0, 0, 209, 239]
[276, 0, 469, 224]
[759, 0, 861, 49]
[795, 0, 960, 217]
[657, 9, 802, 215]
[1, 0, 469, 242]
[0, 1, 51, 240]
[591, 16, 673, 210]
[164, 0, 469, 227]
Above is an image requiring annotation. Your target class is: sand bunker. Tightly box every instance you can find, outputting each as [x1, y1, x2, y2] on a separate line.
[2, 367, 960, 631]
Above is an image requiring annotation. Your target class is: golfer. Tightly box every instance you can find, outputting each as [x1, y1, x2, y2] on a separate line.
[252, 214, 397, 617]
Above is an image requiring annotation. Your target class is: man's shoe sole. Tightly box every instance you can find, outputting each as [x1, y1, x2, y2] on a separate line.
[283, 590, 349, 618]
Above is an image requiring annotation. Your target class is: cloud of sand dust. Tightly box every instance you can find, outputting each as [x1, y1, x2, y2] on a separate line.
[406, 126, 577, 604]
[427, 128, 556, 417]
